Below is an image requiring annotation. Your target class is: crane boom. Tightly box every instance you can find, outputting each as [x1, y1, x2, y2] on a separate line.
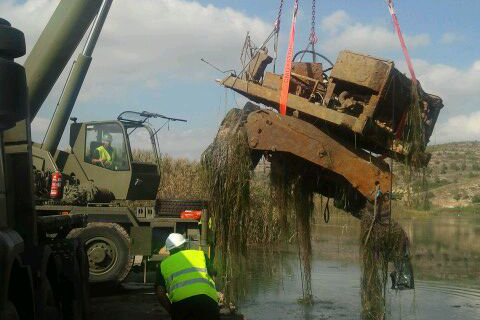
[42, 0, 113, 154]
[23, 0, 102, 121]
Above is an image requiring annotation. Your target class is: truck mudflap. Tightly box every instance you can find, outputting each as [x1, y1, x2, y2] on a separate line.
[244, 109, 393, 202]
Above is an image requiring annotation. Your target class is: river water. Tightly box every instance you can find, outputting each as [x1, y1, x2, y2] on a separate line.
[237, 212, 480, 320]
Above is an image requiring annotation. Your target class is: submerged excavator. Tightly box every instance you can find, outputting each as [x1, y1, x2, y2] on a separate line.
[212, 2, 443, 290]
[217, 48, 442, 213]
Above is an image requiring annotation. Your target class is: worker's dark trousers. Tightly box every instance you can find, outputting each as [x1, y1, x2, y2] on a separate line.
[171, 294, 219, 320]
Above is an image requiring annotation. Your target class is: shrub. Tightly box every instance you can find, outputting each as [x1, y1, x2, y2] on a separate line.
[426, 191, 435, 199]
[450, 163, 459, 171]
[412, 196, 431, 211]
[157, 154, 206, 200]
[472, 195, 480, 204]
[472, 162, 480, 171]
[441, 164, 448, 174]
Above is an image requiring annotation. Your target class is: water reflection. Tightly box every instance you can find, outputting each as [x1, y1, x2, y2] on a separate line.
[237, 212, 480, 320]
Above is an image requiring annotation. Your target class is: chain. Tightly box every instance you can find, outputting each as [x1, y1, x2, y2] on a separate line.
[309, 0, 318, 44]
[274, 0, 284, 32]
[273, 0, 284, 73]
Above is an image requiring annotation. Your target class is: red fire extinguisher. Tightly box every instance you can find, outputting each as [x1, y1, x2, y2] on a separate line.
[50, 171, 63, 199]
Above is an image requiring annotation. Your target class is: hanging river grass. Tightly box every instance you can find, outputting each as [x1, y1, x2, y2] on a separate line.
[201, 109, 315, 303]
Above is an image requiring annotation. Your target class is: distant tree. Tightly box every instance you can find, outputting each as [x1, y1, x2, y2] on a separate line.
[441, 164, 448, 174]
[472, 162, 480, 171]
[450, 163, 459, 171]
[472, 195, 480, 204]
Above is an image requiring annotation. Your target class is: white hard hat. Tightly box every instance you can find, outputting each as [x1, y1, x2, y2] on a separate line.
[165, 233, 187, 251]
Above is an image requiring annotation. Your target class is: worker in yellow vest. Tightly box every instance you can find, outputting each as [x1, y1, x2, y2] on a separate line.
[92, 133, 116, 169]
[155, 233, 219, 320]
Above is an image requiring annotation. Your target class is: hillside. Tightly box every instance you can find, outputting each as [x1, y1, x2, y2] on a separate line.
[394, 141, 480, 209]
[154, 141, 480, 212]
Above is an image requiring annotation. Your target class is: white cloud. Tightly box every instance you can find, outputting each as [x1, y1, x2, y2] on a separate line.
[320, 10, 350, 33]
[440, 32, 464, 45]
[0, 0, 58, 57]
[320, 10, 430, 55]
[399, 59, 480, 114]
[157, 127, 217, 159]
[31, 116, 50, 137]
[396, 59, 480, 144]
[2, 0, 272, 99]
[432, 111, 480, 143]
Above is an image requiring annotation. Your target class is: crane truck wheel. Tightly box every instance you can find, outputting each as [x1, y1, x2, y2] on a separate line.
[68, 223, 134, 283]
[4, 301, 19, 320]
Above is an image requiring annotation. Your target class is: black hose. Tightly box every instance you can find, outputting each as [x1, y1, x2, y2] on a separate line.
[293, 50, 334, 68]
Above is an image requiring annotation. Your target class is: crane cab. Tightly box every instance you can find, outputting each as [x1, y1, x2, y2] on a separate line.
[64, 111, 165, 200]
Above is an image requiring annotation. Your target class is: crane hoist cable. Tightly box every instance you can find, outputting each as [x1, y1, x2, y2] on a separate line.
[273, 0, 285, 73]
[279, 0, 299, 115]
[298, 0, 318, 63]
[385, 0, 418, 138]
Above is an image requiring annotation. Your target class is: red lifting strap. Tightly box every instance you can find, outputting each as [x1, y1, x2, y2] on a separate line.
[386, 0, 417, 82]
[386, 0, 417, 137]
[279, 0, 299, 115]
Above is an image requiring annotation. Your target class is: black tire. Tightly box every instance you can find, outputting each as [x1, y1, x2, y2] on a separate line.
[68, 223, 133, 283]
[4, 301, 19, 320]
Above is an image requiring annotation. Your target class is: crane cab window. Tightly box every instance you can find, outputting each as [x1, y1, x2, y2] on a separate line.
[127, 126, 158, 165]
[85, 123, 129, 171]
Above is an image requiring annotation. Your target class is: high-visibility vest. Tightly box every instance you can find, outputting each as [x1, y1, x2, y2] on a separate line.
[96, 146, 114, 163]
[160, 250, 218, 303]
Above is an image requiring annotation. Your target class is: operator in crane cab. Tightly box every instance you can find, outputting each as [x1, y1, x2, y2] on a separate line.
[92, 133, 116, 169]
[155, 233, 220, 320]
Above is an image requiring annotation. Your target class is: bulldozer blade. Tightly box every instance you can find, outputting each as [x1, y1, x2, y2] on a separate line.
[245, 110, 393, 201]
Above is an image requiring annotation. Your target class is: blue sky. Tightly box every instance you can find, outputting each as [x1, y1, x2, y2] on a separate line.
[2, 0, 479, 158]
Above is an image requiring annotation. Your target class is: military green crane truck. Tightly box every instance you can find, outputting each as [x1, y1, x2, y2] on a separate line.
[25, 0, 208, 284]
[0, 0, 105, 317]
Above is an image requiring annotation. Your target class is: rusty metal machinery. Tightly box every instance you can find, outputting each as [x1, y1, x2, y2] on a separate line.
[219, 50, 443, 165]
[218, 47, 443, 215]
[245, 109, 392, 203]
